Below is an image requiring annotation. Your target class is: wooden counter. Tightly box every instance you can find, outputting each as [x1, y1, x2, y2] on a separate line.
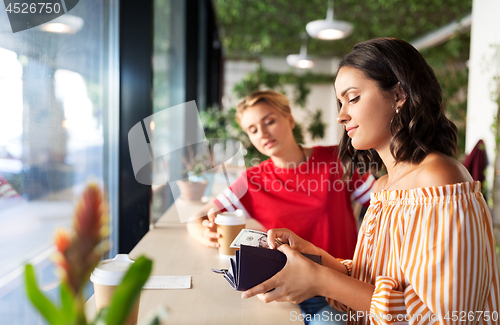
[87, 198, 301, 324]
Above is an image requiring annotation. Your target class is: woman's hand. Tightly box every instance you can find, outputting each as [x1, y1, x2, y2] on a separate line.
[241, 244, 322, 304]
[267, 228, 317, 255]
[187, 207, 220, 248]
[200, 208, 220, 248]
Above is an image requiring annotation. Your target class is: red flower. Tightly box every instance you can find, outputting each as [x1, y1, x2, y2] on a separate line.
[54, 229, 71, 254]
[54, 183, 108, 295]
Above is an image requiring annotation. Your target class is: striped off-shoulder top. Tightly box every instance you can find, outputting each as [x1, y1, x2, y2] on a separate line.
[328, 181, 500, 324]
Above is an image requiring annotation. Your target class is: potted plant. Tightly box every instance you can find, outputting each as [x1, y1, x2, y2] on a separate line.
[24, 183, 166, 325]
[176, 146, 212, 201]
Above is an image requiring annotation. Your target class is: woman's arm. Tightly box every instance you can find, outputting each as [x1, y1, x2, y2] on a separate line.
[263, 228, 376, 312]
[245, 183, 499, 324]
[242, 244, 375, 313]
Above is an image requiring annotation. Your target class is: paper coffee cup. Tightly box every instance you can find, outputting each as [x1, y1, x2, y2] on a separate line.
[214, 210, 246, 257]
[90, 254, 140, 325]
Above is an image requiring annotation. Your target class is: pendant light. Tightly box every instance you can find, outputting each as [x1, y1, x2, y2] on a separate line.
[286, 33, 314, 69]
[306, 0, 353, 40]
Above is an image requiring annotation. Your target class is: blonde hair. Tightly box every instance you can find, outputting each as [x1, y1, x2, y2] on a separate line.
[235, 90, 292, 126]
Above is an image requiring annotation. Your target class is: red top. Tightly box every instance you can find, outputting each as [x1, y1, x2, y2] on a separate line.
[214, 146, 375, 259]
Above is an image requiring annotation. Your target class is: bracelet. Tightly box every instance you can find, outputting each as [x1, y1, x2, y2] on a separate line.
[343, 263, 351, 276]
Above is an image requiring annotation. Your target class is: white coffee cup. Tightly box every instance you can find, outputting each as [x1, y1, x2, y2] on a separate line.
[90, 254, 140, 325]
[214, 210, 246, 257]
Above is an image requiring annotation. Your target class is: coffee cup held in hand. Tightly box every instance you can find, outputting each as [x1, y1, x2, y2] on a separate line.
[214, 210, 246, 257]
[90, 254, 140, 325]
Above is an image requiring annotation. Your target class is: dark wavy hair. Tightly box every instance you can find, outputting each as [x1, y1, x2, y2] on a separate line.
[338, 38, 458, 179]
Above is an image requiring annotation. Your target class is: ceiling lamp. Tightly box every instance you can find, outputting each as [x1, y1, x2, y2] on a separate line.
[39, 14, 84, 34]
[286, 33, 314, 69]
[306, 0, 353, 40]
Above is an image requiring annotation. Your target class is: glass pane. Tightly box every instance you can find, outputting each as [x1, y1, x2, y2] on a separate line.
[151, 0, 186, 224]
[0, 1, 115, 323]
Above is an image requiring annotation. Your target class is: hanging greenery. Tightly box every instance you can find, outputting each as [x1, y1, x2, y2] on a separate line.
[200, 106, 268, 166]
[308, 110, 327, 140]
[201, 64, 333, 166]
[233, 65, 330, 162]
[214, 0, 472, 59]
[214, 0, 472, 164]
[233, 65, 335, 103]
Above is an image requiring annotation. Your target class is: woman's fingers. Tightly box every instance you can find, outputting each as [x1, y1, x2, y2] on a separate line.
[204, 227, 220, 239]
[203, 238, 219, 248]
[242, 245, 296, 300]
[207, 208, 217, 224]
[267, 228, 294, 249]
[243, 244, 321, 304]
[201, 213, 220, 248]
[256, 288, 284, 303]
[257, 285, 295, 303]
[277, 242, 295, 255]
[241, 276, 278, 300]
[267, 229, 277, 249]
[202, 219, 217, 231]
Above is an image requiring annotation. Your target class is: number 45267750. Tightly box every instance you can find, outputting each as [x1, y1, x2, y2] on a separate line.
[6, 2, 62, 14]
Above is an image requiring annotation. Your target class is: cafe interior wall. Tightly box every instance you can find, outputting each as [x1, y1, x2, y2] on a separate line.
[467, 0, 500, 206]
[466, 0, 500, 241]
[215, 0, 500, 255]
[223, 57, 342, 147]
[214, 0, 475, 162]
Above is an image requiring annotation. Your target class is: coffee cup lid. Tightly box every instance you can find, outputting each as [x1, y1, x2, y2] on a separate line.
[214, 209, 246, 226]
[90, 254, 135, 286]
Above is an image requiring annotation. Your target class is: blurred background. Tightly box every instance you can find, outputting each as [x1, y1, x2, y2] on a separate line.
[0, 0, 498, 323]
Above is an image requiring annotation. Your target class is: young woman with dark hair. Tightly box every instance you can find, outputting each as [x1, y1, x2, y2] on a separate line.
[242, 38, 500, 325]
[338, 37, 458, 180]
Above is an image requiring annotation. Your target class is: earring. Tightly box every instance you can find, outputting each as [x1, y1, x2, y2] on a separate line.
[396, 107, 399, 114]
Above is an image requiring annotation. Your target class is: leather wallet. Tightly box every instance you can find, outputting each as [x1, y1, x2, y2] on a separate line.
[212, 244, 322, 291]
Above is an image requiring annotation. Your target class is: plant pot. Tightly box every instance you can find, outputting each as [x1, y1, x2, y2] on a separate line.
[176, 180, 208, 202]
[203, 172, 215, 197]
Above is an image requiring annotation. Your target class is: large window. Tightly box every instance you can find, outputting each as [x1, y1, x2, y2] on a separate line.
[0, 0, 221, 321]
[151, 0, 186, 223]
[150, 0, 222, 225]
[0, 1, 117, 323]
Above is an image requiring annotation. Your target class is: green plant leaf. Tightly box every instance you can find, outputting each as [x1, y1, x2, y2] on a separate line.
[59, 282, 74, 321]
[91, 307, 109, 325]
[59, 281, 84, 325]
[293, 122, 304, 145]
[307, 109, 326, 140]
[106, 256, 153, 325]
[24, 264, 64, 325]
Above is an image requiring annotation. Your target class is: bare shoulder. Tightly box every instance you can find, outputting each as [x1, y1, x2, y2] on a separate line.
[373, 174, 388, 192]
[413, 153, 473, 188]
